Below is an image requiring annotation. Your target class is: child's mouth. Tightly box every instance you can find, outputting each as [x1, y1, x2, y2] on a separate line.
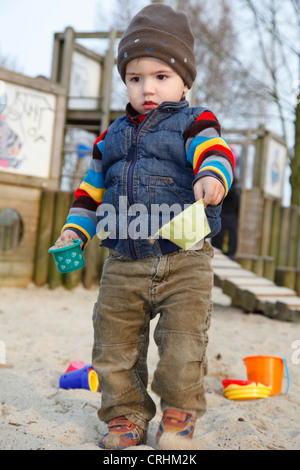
[143, 101, 157, 110]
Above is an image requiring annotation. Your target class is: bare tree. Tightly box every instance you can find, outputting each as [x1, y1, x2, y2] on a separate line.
[108, 0, 149, 30]
[237, 0, 300, 205]
[175, 0, 263, 121]
[0, 46, 20, 72]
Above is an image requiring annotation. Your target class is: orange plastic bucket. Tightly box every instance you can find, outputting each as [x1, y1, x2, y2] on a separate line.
[243, 356, 289, 396]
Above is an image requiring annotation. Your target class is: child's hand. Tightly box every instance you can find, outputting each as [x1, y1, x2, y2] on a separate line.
[193, 176, 225, 207]
[56, 230, 84, 248]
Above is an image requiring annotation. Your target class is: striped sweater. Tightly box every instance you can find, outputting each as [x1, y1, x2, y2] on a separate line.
[63, 104, 235, 245]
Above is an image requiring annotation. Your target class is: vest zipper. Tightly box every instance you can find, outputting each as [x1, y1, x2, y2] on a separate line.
[127, 111, 153, 259]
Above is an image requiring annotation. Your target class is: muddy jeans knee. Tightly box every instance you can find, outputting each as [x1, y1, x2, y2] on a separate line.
[150, 243, 214, 418]
[91, 252, 157, 430]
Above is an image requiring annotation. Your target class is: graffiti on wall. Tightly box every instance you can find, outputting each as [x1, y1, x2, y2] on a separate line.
[0, 80, 56, 178]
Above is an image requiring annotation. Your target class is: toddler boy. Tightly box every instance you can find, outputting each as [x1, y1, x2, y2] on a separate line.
[58, 4, 234, 449]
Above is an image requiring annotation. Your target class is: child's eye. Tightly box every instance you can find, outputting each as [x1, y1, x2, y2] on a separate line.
[157, 74, 167, 80]
[131, 77, 141, 83]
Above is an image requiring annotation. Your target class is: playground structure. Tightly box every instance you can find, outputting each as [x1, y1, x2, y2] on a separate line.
[0, 27, 122, 287]
[0, 28, 299, 318]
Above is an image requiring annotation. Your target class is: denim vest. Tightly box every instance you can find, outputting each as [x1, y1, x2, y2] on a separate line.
[99, 100, 221, 259]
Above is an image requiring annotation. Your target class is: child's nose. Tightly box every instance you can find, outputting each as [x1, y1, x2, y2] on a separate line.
[143, 78, 155, 95]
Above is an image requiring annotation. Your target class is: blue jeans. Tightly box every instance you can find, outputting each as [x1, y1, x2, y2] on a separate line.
[92, 242, 214, 430]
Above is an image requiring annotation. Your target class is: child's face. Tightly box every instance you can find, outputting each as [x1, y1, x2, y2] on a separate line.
[125, 57, 189, 115]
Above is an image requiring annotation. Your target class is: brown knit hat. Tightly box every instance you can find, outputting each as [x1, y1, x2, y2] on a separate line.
[117, 4, 196, 89]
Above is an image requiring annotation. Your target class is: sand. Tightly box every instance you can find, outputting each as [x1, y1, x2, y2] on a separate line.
[0, 283, 299, 451]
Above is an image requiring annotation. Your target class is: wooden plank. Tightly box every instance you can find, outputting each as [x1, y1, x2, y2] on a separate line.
[223, 276, 274, 286]
[0, 66, 65, 94]
[238, 285, 297, 313]
[262, 301, 300, 322]
[33, 190, 55, 286]
[223, 277, 274, 293]
[243, 285, 296, 297]
[211, 258, 241, 269]
[214, 268, 256, 280]
[256, 295, 300, 309]
[0, 184, 41, 286]
[0, 261, 35, 283]
[222, 277, 274, 307]
[213, 268, 256, 288]
[214, 267, 256, 276]
[274, 304, 300, 322]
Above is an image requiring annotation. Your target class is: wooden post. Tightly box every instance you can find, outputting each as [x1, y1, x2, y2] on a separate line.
[48, 191, 72, 289]
[235, 254, 257, 271]
[49, 27, 74, 190]
[63, 193, 83, 289]
[100, 29, 117, 134]
[287, 205, 300, 267]
[278, 206, 291, 266]
[252, 256, 264, 277]
[275, 266, 296, 290]
[59, 27, 75, 88]
[50, 33, 61, 83]
[236, 129, 253, 254]
[253, 125, 265, 187]
[99, 246, 109, 280]
[33, 190, 56, 286]
[290, 92, 300, 206]
[63, 269, 82, 290]
[269, 199, 281, 265]
[295, 269, 300, 296]
[263, 256, 275, 281]
[82, 236, 101, 289]
[258, 129, 270, 191]
[297, 210, 300, 269]
[236, 189, 264, 255]
[260, 196, 273, 256]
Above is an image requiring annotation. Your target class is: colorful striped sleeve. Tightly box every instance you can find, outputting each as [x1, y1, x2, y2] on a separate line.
[185, 111, 235, 196]
[62, 130, 107, 245]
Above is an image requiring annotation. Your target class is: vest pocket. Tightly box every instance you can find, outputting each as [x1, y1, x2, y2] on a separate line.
[149, 176, 195, 206]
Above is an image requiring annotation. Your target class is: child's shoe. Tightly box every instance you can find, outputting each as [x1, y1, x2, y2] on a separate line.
[156, 408, 196, 444]
[98, 416, 147, 449]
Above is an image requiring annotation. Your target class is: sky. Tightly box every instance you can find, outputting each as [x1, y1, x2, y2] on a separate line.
[0, 0, 114, 78]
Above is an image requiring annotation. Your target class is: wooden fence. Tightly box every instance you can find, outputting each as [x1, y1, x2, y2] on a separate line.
[33, 189, 108, 289]
[235, 192, 300, 296]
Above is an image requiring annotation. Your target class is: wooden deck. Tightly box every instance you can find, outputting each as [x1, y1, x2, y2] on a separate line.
[212, 250, 300, 323]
